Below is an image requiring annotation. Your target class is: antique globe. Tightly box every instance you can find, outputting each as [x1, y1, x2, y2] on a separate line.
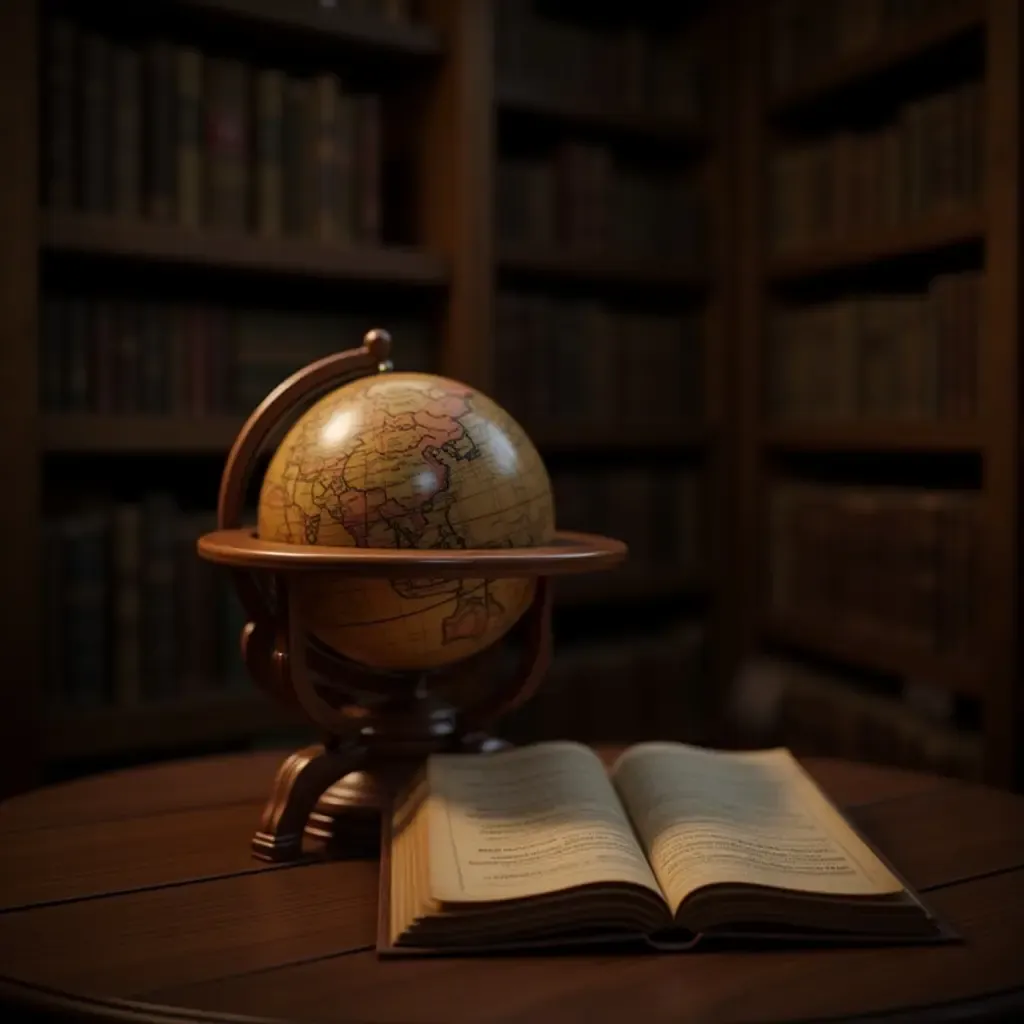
[257, 370, 555, 672]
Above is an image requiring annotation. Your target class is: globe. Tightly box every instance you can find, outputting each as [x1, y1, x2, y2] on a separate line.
[257, 371, 555, 672]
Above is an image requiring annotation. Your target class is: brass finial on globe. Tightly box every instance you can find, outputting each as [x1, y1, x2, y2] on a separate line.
[198, 328, 626, 862]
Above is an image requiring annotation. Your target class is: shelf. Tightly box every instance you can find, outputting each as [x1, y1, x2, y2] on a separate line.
[533, 424, 711, 453]
[174, 0, 442, 59]
[499, 247, 707, 289]
[769, 3, 985, 116]
[43, 691, 297, 761]
[764, 614, 984, 699]
[497, 80, 706, 147]
[556, 572, 707, 608]
[762, 421, 984, 454]
[766, 210, 984, 281]
[41, 212, 448, 287]
[43, 415, 245, 454]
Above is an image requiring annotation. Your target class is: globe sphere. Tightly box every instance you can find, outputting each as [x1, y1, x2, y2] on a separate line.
[257, 371, 555, 671]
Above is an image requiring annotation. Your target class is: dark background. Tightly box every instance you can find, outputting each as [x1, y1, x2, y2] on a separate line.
[0, 0, 1016, 798]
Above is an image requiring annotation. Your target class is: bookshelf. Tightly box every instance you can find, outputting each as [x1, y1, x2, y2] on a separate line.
[765, 210, 985, 281]
[43, 211, 450, 285]
[0, 0, 493, 794]
[1, 0, 726, 792]
[171, 0, 445, 57]
[497, 247, 708, 289]
[41, 414, 246, 454]
[763, 615, 985, 701]
[767, 1, 986, 116]
[530, 424, 712, 454]
[496, 79, 708, 149]
[761, 422, 985, 454]
[5, 0, 1018, 795]
[491, 1, 729, 747]
[734, 0, 1021, 789]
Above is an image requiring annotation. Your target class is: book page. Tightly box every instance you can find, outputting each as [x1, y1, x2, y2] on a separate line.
[611, 743, 904, 915]
[426, 742, 664, 904]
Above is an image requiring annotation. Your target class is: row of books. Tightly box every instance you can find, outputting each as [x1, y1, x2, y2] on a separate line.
[39, 296, 434, 416]
[42, 500, 246, 711]
[768, 0, 975, 96]
[768, 482, 979, 658]
[506, 621, 709, 746]
[765, 271, 981, 421]
[42, 479, 702, 715]
[43, 18, 383, 241]
[730, 657, 983, 782]
[494, 290, 703, 431]
[552, 467, 704, 584]
[768, 81, 982, 252]
[496, 0, 705, 124]
[497, 149, 705, 263]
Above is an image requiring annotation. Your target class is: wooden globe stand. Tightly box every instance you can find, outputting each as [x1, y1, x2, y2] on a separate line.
[199, 330, 626, 863]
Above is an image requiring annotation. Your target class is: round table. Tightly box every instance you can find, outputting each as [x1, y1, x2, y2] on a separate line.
[0, 750, 1022, 1024]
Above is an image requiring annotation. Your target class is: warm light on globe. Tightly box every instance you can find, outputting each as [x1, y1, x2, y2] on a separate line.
[257, 371, 555, 671]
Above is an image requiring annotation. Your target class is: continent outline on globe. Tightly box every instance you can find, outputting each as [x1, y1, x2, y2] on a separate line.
[258, 371, 555, 671]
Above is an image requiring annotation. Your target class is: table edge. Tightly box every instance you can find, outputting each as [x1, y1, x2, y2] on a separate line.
[2, 971, 1023, 1024]
[0, 755, 1013, 1024]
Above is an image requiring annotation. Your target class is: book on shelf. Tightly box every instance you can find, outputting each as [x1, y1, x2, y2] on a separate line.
[40, 296, 436, 417]
[497, 149, 706, 264]
[380, 741, 949, 955]
[43, 497, 250, 712]
[766, 270, 981, 421]
[768, 80, 982, 253]
[494, 290, 704, 432]
[550, 466, 704, 584]
[496, 0, 706, 124]
[42, 15, 385, 243]
[768, 481, 979, 660]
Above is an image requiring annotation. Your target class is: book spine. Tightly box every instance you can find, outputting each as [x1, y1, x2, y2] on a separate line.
[144, 42, 177, 221]
[43, 18, 77, 210]
[92, 300, 116, 413]
[60, 510, 110, 709]
[336, 87, 356, 244]
[112, 502, 142, 706]
[253, 68, 284, 237]
[79, 31, 112, 213]
[176, 47, 204, 228]
[282, 77, 309, 235]
[354, 93, 381, 243]
[111, 44, 142, 220]
[140, 494, 179, 701]
[204, 58, 249, 231]
[63, 298, 92, 412]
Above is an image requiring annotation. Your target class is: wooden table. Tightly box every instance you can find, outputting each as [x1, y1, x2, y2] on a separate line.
[0, 751, 1022, 1023]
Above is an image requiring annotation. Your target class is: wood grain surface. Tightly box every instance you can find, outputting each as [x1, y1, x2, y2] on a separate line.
[0, 750, 1022, 1024]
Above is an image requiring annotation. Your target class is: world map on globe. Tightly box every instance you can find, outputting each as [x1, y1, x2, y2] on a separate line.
[257, 371, 555, 671]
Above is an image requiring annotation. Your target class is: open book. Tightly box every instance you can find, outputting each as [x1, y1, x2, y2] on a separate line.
[380, 741, 948, 955]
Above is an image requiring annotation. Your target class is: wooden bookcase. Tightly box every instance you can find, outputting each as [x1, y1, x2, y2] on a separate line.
[2, 0, 1018, 795]
[0, 0, 730, 793]
[489, 2, 731, 747]
[0, 0, 494, 791]
[733, 0, 1022, 789]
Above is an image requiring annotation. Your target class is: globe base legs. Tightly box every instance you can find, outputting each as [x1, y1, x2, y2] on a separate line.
[248, 578, 552, 862]
[250, 742, 366, 863]
[305, 763, 407, 857]
[303, 733, 511, 857]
